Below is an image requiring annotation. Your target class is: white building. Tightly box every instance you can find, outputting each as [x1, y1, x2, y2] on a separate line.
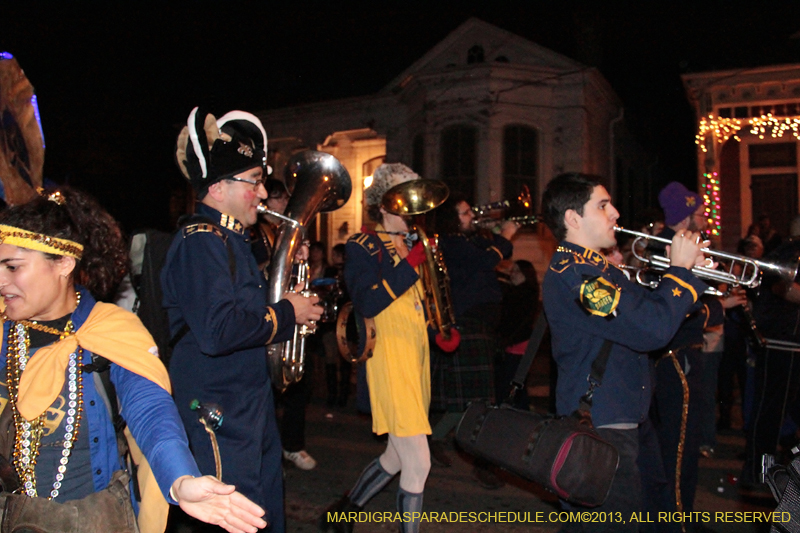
[258, 18, 648, 273]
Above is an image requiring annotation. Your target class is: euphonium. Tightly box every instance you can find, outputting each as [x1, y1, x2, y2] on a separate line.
[261, 151, 352, 392]
[381, 179, 455, 340]
[413, 224, 456, 340]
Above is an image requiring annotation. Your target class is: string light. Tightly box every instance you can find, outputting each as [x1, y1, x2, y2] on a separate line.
[702, 172, 722, 237]
[696, 113, 800, 152]
[696, 115, 743, 152]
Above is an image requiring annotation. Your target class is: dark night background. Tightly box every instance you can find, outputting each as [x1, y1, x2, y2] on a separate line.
[2, 2, 800, 233]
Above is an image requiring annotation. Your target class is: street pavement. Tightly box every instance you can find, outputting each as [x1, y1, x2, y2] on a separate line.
[283, 395, 777, 533]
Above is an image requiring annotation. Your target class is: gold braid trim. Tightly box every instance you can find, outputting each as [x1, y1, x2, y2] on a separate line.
[662, 350, 690, 525]
[0, 225, 83, 259]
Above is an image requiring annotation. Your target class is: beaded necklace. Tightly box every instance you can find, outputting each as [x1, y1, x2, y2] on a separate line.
[4, 292, 83, 499]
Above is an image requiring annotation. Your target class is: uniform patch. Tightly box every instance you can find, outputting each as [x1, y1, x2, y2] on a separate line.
[549, 246, 608, 274]
[579, 276, 620, 317]
[349, 233, 380, 256]
[183, 223, 227, 242]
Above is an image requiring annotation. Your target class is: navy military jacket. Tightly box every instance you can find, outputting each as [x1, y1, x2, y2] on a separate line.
[345, 229, 420, 318]
[542, 242, 708, 426]
[160, 203, 295, 515]
[439, 232, 513, 319]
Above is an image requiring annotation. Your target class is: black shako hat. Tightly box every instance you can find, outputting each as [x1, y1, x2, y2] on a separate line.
[176, 107, 268, 194]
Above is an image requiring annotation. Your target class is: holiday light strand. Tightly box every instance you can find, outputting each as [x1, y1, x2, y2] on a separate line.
[702, 172, 722, 237]
[696, 113, 800, 152]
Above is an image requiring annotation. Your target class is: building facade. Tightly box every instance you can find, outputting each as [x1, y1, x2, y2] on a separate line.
[683, 64, 800, 251]
[259, 18, 647, 274]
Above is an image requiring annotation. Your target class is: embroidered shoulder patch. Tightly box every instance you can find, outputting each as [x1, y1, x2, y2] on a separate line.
[349, 233, 380, 256]
[579, 276, 620, 317]
[550, 253, 581, 274]
[183, 223, 227, 242]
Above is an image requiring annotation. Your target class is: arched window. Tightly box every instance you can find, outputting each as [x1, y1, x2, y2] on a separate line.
[440, 125, 477, 203]
[503, 125, 538, 208]
[467, 45, 485, 64]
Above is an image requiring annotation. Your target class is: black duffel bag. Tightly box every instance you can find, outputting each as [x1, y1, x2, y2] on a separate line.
[456, 402, 618, 507]
[455, 315, 619, 507]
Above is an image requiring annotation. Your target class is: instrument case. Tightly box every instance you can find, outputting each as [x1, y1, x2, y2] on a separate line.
[455, 314, 619, 507]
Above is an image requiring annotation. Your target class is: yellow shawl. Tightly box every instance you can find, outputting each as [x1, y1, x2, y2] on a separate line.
[7, 302, 171, 533]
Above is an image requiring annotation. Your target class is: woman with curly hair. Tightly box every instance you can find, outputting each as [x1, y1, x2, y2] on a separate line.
[0, 187, 267, 533]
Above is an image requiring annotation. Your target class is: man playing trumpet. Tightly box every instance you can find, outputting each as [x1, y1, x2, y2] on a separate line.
[541, 173, 708, 531]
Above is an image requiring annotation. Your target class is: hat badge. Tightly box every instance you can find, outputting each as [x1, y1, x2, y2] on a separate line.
[686, 196, 696, 207]
[237, 142, 254, 158]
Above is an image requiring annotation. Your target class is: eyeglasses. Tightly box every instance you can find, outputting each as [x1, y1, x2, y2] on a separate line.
[225, 176, 265, 191]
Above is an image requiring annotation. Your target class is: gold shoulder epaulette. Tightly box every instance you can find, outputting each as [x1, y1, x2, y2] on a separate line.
[349, 233, 380, 256]
[550, 246, 607, 274]
[183, 223, 228, 242]
[550, 249, 579, 274]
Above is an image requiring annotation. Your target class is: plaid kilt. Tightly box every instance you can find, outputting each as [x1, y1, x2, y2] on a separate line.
[431, 317, 497, 412]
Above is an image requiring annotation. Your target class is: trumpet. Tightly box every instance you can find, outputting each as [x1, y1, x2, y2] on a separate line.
[471, 187, 538, 229]
[472, 185, 532, 217]
[614, 226, 800, 290]
[472, 215, 539, 229]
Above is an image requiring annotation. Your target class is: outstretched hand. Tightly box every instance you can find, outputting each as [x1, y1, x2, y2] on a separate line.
[172, 475, 268, 533]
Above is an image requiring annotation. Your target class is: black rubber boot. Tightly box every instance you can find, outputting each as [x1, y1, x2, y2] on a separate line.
[317, 494, 362, 533]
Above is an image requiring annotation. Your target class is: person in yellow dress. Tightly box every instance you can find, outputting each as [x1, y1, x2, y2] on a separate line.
[318, 164, 458, 533]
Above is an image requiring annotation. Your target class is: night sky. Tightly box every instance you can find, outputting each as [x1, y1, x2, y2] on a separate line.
[2, 2, 800, 232]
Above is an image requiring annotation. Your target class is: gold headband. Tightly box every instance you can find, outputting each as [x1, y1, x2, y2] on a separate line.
[0, 225, 83, 259]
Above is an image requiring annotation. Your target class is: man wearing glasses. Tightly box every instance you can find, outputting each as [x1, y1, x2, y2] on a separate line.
[162, 108, 321, 532]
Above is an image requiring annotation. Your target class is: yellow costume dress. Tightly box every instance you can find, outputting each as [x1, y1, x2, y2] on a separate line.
[345, 228, 431, 437]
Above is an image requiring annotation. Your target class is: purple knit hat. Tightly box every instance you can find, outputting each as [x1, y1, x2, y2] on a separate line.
[658, 182, 703, 226]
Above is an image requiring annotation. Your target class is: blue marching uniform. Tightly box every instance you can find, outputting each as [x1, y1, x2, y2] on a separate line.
[440, 232, 513, 321]
[542, 242, 707, 530]
[161, 203, 295, 532]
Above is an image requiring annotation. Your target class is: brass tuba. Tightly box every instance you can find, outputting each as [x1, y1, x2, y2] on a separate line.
[261, 150, 352, 391]
[381, 179, 455, 340]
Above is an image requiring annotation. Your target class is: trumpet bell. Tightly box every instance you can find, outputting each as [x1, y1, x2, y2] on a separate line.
[381, 179, 450, 216]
